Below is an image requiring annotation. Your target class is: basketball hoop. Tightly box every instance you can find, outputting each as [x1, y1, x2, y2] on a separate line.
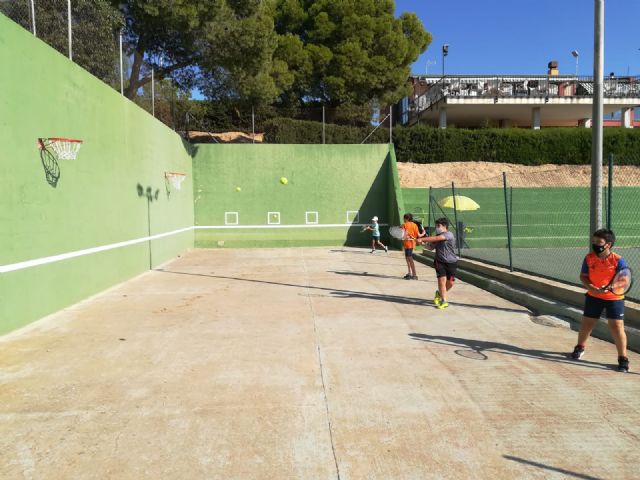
[38, 138, 83, 160]
[165, 172, 187, 190]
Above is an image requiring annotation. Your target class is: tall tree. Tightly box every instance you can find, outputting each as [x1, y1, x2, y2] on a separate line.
[273, 0, 431, 106]
[113, 0, 281, 104]
[114, 0, 214, 98]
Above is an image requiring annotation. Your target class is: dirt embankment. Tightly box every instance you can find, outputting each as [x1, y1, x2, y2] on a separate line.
[398, 162, 640, 188]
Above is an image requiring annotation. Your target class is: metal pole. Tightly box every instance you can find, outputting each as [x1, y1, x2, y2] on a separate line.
[451, 182, 461, 257]
[607, 153, 613, 229]
[29, 0, 36, 35]
[67, 0, 72, 60]
[119, 30, 124, 95]
[322, 105, 325, 144]
[510, 186, 513, 240]
[151, 68, 155, 117]
[389, 105, 392, 144]
[590, 0, 604, 235]
[427, 187, 432, 234]
[503, 172, 514, 272]
[252, 107, 255, 144]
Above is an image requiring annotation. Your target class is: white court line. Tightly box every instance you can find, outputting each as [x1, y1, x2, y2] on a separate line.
[468, 235, 640, 241]
[0, 227, 193, 274]
[1, 223, 389, 274]
[194, 224, 388, 229]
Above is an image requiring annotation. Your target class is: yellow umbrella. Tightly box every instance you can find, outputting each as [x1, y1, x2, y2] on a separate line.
[437, 195, 480, 211]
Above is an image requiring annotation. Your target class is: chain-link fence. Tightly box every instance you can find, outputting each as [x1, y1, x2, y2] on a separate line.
[1, 2, 394, 142]
[421, 156, 640, 302]
[0, 0, 192, 128]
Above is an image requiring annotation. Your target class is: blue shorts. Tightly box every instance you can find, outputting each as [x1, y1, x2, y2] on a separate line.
[372, 235, 380, 240]
[583, 294, 625, 320]
[404, 248, 413, 257]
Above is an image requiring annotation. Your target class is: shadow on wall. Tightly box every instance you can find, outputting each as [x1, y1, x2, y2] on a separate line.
[344, 156, 391, 247]
[40, 147, 60, 187]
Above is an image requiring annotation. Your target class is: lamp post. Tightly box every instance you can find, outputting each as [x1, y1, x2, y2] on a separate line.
[571, 50, 579, 77]
[442, 44, 449, 78]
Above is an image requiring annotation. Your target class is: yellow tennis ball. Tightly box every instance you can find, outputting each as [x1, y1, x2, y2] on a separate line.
[280, 177, 288, 185]
[235, 186, 241, 192]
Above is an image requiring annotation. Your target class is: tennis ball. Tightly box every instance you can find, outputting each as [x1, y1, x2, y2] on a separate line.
[280, 176, 288, 185]
[235, 186, 241, 192]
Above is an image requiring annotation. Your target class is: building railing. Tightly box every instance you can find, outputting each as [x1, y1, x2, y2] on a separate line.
[408, 75, 640, 122]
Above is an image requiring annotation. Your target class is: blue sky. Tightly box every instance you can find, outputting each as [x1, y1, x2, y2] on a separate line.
[396, 0, 640, 76]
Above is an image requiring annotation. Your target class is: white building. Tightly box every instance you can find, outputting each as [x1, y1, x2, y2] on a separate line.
[400, 74, 640, 129]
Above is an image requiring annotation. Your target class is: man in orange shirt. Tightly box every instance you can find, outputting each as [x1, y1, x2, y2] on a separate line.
[571, 229, 630, 372]
[402, 213, 420, 280]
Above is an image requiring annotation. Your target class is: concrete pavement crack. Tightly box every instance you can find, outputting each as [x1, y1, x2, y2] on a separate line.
[301, 249, 341, 480]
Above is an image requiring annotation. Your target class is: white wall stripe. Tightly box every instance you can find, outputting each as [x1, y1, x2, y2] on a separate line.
[0, 227, 193, 274]
[0, 223, 389, 274]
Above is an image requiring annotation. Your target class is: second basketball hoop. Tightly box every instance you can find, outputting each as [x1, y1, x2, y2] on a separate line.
[165, 172, 186, 191]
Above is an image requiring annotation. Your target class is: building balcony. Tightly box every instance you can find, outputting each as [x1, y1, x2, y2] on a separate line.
[401, 75, 640, 128]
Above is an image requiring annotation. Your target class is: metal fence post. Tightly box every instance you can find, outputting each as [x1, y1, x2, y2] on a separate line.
[427, 187, 432, 234]
[503, 172, 514, 272]
[67, 0, 72, 60]
[389, 105, 393, 144]
[322, 105, 326, 144]
[252, 107, 255, 144]
[451, 182, 461, 257]
[119, 30, 124, 95]
[151, 68, 155, 117]
[29, 0, 36, 35]
[607, 153, 613, 230]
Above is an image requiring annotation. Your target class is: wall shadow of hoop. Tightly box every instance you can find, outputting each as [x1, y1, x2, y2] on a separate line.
[40, 148, 60, 187]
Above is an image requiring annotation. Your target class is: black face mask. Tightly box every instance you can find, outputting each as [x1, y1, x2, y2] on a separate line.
[592, 244, 606, 254]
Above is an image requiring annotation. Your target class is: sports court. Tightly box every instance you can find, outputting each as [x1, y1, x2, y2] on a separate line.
[2, 248, 639, 479]
[3, 7, 640, 480]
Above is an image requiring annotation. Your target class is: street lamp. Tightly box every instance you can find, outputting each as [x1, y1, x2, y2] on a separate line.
[571, 50, 579, 77]
[442, 44, 449, 78]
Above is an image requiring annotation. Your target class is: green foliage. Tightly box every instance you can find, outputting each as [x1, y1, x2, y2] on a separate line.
[1, 0, 123, 87]
[272, 0, 431, 106]
[392, 127, 640, 165]
[263, 118, 387, 144]
[262, 119, 640, 164]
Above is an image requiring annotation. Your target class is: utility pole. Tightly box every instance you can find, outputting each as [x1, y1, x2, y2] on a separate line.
[590, 0, 604, 235]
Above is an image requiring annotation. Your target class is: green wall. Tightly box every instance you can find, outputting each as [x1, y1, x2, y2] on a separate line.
[192, 144, 394, 247]
[0, 14, 194, 334]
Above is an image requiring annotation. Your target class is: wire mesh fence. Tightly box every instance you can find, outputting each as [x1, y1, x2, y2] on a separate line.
[420, 156, 640, 302]
[1, 2, 393, 142]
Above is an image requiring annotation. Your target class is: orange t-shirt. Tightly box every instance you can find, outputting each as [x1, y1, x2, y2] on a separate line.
[402, 221, 419, 249]
[582, 252, 624, 300]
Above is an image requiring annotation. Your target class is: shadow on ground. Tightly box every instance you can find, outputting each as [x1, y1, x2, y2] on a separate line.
[157, 268, 529, 315]
[503, 455, 604, 480]
[408, 333, 637, 374]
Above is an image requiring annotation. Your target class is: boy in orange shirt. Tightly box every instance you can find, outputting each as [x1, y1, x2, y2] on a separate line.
[571, 229, 630, 372]
[402, 213, 420, 280]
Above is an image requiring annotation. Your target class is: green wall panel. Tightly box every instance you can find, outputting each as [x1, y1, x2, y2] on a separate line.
[0, 15, 194, 334]
[192, 144, 393, 247]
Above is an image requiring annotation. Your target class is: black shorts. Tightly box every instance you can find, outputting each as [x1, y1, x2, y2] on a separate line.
[404, 248, 413, 257]
[434, 260, 457, 281]
[583, 294, 625, 320]
[372, 235, 380, 240]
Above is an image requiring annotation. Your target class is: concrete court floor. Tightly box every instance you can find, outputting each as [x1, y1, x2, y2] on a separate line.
[1, 247, 639, 480]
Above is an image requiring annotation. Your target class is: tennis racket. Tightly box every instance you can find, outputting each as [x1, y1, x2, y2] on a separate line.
[389, 226, 416, 241]
[601, 267, 633, 296]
